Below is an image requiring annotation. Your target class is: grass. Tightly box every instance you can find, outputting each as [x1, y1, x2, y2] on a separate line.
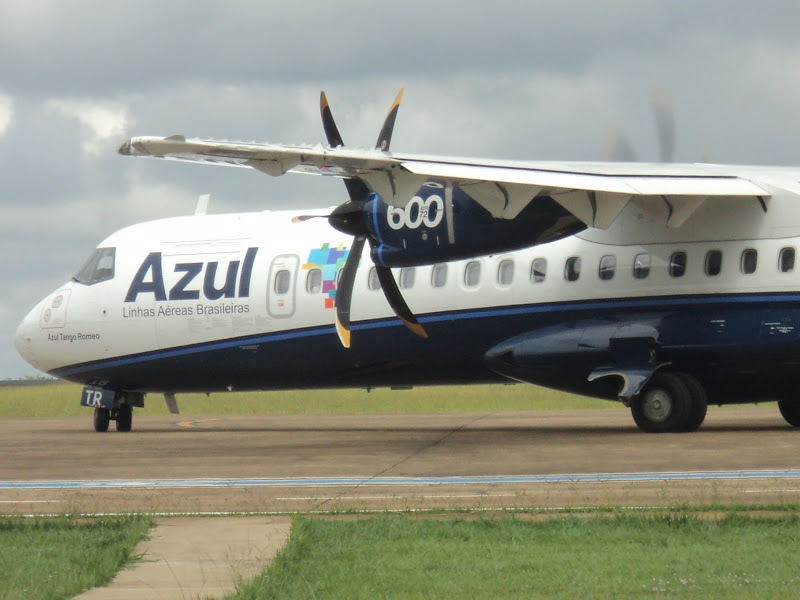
[0, 382, 617, 418]
[0, 515, 153, 600]
[229, 513, 800, 600]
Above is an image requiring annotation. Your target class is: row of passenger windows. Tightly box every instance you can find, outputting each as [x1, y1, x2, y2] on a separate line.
[552, 247, 795, 283]
[285, 246, 798, 295]
[299, 260, 514, 294]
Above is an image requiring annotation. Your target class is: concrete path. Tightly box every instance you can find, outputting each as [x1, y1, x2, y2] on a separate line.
[74, 516, 292, 600]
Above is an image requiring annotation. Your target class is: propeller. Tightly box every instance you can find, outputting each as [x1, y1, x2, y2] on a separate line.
[649, 88, 675, 163]
[316, 90, 428, 348]
[603, 89, 676, 163]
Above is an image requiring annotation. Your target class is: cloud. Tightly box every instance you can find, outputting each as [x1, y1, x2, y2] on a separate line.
[5, 1, 800, 379]
[0, 0, 57, 46]
[45, 98, 130, 156]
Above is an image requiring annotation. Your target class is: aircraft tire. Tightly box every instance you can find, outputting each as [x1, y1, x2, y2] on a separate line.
[778, 399, 800, 427]
[93, 407, 110, 432]
[676, 373, 708, 432]
[116, 404, 132, 432]
[631, 372, 691, 433]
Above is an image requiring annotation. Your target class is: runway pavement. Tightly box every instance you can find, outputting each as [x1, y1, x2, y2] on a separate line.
[2, 405, 800, 515]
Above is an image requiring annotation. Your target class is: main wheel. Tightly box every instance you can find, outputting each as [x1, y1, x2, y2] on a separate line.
[778, 400, 800, 427]
[676, 373, 708, 432]
[93, 407, 110, 432]
[116, 404, 132, 432]
[631, 372, 690, 433]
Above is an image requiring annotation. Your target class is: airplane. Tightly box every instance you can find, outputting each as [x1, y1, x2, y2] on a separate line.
[14, 90, 800, 434]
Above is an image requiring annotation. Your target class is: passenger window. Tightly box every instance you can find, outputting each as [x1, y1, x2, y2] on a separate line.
[740, 249, 758, 275]
[780, 247, 796, 273]
[670, 251, 687, 278]
[633, 253, 651, 280]
[72, 247, 116, 286]
[464, 261, 481, 287]
[306, 268, 322, 293]
[598, 255, 616, 281]
[564, 257, 581, 282]
[274, 270, 290, 295]
[431, 264, 448, 288]
[368, 267, 380, 290]
[530, 258, 547, 283]
[705, 250, 722, 276]
[498, 260, 514, 286]
[399, 267, 416, 289]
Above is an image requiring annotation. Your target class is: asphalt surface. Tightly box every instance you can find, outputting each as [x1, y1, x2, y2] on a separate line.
[2, 405, 800, 515]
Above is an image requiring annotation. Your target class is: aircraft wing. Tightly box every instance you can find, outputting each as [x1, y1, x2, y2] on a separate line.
[119, 136, 771, 229]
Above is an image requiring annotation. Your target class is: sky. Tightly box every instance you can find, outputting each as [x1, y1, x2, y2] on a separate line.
[2, 0, 800, 378]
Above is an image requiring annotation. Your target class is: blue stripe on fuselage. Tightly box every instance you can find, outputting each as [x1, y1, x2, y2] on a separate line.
[49, 291, 800, 379]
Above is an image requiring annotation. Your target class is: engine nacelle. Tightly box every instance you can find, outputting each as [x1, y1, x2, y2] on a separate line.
[364, 186, 584, 267]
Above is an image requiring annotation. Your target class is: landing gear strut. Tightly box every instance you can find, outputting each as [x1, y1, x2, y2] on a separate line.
[630, 372, 708, 433]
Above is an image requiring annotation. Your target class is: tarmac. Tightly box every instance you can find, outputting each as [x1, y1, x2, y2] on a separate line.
[2, 405, 800, 597]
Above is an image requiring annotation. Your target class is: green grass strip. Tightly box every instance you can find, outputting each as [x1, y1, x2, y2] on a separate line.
[0, 383, 615, 418]
[229, 514, 800, 599]
[0, 515, 153, 600]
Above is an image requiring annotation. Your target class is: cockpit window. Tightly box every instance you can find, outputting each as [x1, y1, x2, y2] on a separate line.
[73, 247, 116, 285]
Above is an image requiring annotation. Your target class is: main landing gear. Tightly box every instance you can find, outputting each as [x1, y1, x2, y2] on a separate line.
[630, 372, 708, 433]
[93, 403, 133, 432]
[778, 400, 800, 427]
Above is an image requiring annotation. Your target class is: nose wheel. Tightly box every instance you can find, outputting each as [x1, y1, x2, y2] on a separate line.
[93, 407, 110, 432]
[116, 404, 133, 432]
[92, 404, 133, 432]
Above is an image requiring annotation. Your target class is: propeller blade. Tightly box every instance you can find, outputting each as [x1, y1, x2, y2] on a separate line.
[602, 122, 639, 162]
[292, 214, 329, 223]
[320, 91, 371, 203]
[335, 235, 366, 348]
[320, 91, 344, 148]
[371, 254, 428, 339]
[375, 89, 404, 151]
[650, 88, 675, 163]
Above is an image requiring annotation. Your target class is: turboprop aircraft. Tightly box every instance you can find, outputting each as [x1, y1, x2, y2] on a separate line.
[15, 90, 800, 434]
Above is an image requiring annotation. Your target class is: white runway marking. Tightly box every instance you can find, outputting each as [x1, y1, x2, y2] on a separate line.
[2, 470, 800, 490]
[277, 493, 520, 500]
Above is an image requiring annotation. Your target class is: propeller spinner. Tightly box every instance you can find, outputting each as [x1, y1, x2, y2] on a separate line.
[317, 90, 428, 348]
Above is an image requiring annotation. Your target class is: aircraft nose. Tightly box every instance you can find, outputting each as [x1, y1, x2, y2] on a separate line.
[14, 305, 39, 369]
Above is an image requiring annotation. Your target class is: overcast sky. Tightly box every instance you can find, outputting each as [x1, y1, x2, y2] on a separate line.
[3, 0, 800, 378]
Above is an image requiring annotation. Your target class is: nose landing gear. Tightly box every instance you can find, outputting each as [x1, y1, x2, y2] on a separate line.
[92, 402, 133, 432]
[85, 388, 142, 432]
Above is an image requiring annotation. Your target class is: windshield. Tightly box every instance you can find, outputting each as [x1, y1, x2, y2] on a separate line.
[73, 247, 116, 285]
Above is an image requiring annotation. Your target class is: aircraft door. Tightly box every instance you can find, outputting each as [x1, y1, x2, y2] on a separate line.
[267, 254, 299, 318]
